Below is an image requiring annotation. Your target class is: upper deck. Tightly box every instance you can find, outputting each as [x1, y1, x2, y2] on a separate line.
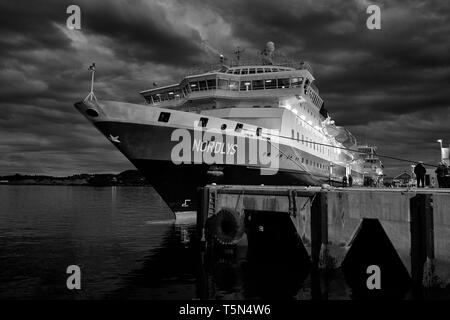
[139, 62, 323, 110]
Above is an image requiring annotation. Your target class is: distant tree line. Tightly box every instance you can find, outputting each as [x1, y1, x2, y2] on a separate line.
[0, 170, 150, 186]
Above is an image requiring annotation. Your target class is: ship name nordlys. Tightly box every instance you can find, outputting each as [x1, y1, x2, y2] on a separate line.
[170, 128, 280, 175]
[192, 139, 237, 155]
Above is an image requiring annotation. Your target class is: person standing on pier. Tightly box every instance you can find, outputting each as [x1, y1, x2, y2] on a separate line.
[435, 162, 446, 188]
[348, 175, 353, 187]
[414, 161, 426, 188]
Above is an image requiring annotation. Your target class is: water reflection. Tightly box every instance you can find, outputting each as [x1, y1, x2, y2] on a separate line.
[2, 186, 447, 300]
[113, 212, 313, 300]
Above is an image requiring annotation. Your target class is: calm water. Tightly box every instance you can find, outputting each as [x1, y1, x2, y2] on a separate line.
[0, 185, 447, 300]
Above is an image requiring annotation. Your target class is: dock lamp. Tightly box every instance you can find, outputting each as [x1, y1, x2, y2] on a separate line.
[437, 139, 443, 149]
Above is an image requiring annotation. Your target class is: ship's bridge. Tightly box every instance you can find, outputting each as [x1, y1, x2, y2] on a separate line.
[140, 63, 323, 111]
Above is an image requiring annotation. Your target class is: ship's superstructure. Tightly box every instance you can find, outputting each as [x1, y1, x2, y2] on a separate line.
[75, 43, 381, 212]
[357, 145, 384, 186]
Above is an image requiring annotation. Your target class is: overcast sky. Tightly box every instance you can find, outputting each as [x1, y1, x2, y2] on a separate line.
[0, 0, 449, 176]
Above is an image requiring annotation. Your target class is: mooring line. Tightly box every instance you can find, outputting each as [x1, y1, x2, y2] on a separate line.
[261, 132, 438, 167]
[267, 138, 309, 173]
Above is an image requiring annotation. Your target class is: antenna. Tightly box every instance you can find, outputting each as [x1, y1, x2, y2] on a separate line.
[200, 40, 227, 65]
[234, 46, 245, 64]
[84, 62, 97, 102]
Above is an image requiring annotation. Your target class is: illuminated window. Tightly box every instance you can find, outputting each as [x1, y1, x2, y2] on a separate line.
[229, 81, 239, 91]
[277, 78, 290, 89]
[240, 81, 251, 91]
[265, 79, 276, 89]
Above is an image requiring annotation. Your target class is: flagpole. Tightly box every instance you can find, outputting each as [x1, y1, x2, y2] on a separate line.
[90, 68, 95, 95]
[84, 62, 97, 102]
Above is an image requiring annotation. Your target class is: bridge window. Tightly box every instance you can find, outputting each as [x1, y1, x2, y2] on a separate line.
[256, 127, 262, 137]
[221, 124, 227, 130]
[199, 80, 207, 91]
[207, 79, 217, 90]
[158, 112, 171, 122]
[277, 78, 290, 89]
[229, 80, 239, 91]
[240, 81, 251, 91]
[264, 68, 272, 73]
[291, 77, 303, 88]
[198, 117, 208, 127]
[257, 68, 264, 73]
[252, 79, 264, 90]
[271, 68, 279, 72]
[304, 79, 310, 94]
[241, 68, 249, 75]
[248, 68, 256, 74]
[151, 94, 160, 103]
[218, 79, 229, 90]
[233, 69, 241, 74]
[235, 123, 243, 132]
[265, 79, 276, 89]
[159, 93, 169, 101]
[190, 82, 199, 92]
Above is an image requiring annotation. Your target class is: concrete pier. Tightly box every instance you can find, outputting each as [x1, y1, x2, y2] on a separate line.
[197, 185, 450, 291]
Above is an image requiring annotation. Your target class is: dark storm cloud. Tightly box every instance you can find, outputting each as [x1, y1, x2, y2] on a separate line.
[0, 1, 71, 54]
[80, 1, 204, 65]
[0, 0, 449, 176]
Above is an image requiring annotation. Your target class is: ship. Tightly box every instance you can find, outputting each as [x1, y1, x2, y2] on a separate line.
[75, 42, 380, 212]
[357, 145, 384, 187]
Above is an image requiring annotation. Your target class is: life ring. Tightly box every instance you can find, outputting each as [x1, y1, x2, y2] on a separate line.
[206, 208, 244, 245]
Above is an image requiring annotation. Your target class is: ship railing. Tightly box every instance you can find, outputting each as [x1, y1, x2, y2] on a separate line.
[185, 58, 314, 76]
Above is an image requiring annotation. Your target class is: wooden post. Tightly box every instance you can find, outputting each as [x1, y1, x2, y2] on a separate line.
[197, 187, 209, 249]
[311, 191, 329, 269]
[410, 194, 435, 289]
